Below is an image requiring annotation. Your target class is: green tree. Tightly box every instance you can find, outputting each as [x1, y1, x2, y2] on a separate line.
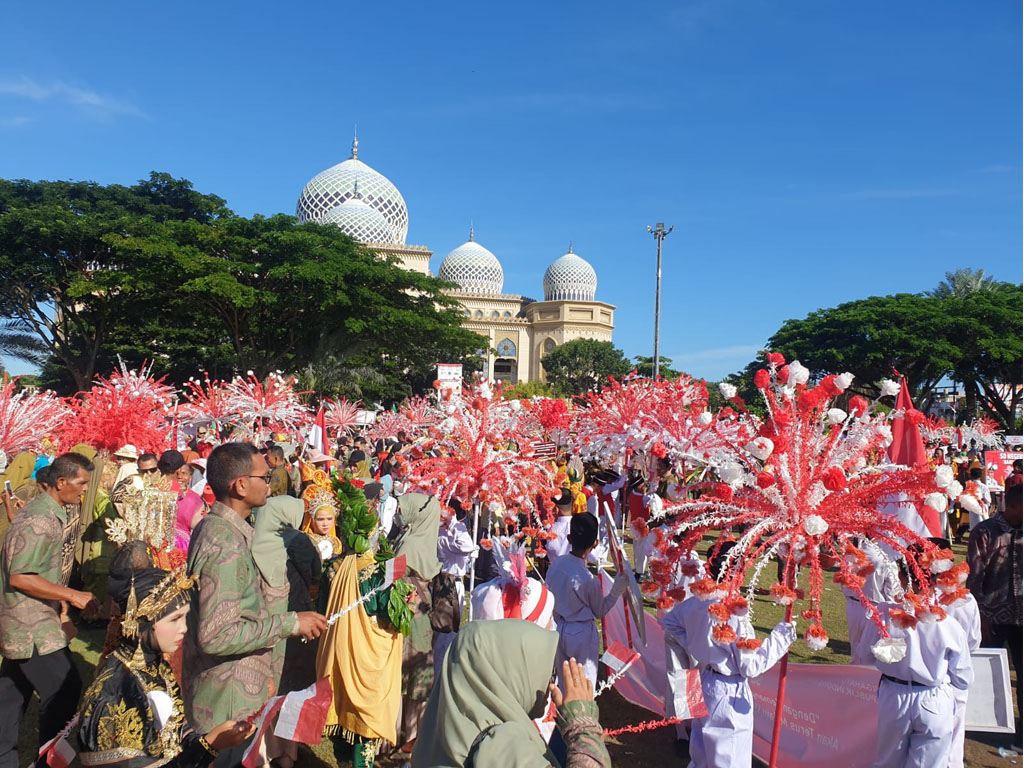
[745, 294, 956, 403]
[0, 317, 47, 366]
[501, 379, 558, 399]
[632, 355, 679, 379]
[0, 173, 231, 390]
[541, 339, 631, 396]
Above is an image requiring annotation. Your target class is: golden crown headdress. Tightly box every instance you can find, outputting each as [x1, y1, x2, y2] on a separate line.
[122, 567, 196, 640]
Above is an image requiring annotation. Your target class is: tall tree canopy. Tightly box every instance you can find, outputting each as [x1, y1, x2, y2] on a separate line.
[0, 174, 481, 402]
[541, 338, 631, 396]
[734, 285, 1022, 429]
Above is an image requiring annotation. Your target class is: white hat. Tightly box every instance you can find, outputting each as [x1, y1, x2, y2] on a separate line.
[189, 457, 207, 469]
[307, 450, 332, 464]
[113, 444, 140, 461]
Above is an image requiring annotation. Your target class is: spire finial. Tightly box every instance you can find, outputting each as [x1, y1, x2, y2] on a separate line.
[469, 220, 474, 241]
[353, 180, 360, 198]
[351, 125, 359, 159]
[568, 241, 573, 254]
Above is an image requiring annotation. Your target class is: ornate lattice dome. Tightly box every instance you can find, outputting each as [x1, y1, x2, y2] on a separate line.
[438, 229, 504, 294]
[543, 245, 597, 301]
[321, 196, 394, 244]
[296, 135, 408, 244]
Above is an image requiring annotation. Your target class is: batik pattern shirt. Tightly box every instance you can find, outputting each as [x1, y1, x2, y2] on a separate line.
[967, 513, 1023, 627]
[184, 502, 298, 732]
[0, 493, 78, 659]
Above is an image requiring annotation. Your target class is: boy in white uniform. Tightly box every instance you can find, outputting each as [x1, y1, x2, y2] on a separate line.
[663, 543, 796, 768]
[856, 556, 974, 768]
[843, 539, 903, 665]
[546, 513, 627, 690]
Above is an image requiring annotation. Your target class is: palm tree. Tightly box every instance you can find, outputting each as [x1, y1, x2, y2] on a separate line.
[0, 318, 47, 367]
[927, 268, 998, 299]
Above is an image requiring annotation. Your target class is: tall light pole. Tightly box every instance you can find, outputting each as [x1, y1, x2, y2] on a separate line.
[647, 222, 673, 379]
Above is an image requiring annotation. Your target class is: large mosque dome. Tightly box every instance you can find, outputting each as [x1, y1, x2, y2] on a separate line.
[321, 196, 394, 244]
[438, 229, 504, 294]
[543, 245, 597, 301]
[296, 135, 408, 244]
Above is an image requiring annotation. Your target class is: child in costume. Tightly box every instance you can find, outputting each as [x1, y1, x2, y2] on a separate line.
[546, 514, 627, 691]
[662, 542, 796, 768]
[77, 546, 252, 767]
[315, 476, 413, 768]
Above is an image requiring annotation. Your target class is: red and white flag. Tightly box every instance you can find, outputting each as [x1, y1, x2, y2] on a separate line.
[305, 405, 328, 454]
[383, 555, 406, 587]
[38, 733, 76, 768]
[241, 696, 285, 768]
[274, 678, 333, 744]
[601, 642, 641, 675]
[672, 669, 709, 720]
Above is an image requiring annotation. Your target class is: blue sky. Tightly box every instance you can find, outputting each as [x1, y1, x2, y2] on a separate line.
[1, 0, 1020, 381]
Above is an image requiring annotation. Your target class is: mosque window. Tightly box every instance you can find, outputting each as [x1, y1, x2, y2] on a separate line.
[474, 310, 483, 319]
[491, 310, 500, 319]
[543, 338, 556, 355]
[496, 339, 517, 358]
[503, 311, 512, 319]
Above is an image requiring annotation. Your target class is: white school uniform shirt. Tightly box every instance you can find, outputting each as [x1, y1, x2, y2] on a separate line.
[858, 603, 974, 689]
[663, 595, 795, 679]
[546, 553, 621, 623]
[378, 495, 398, 536]
[437, 518, 475, 578]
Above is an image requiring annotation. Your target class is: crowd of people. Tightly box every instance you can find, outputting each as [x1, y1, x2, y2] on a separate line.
[0, 418, 1020, 768]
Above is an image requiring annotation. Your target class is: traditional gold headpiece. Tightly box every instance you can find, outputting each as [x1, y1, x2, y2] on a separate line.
[105, 478, 178, 551]
[122, 567, 196, 640]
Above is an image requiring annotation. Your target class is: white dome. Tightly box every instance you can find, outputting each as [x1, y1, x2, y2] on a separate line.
[321, 197, 394, 244]
[543, 245, 597, 301]
[438, 230, 504, 294]
[296, 135, 408, 244]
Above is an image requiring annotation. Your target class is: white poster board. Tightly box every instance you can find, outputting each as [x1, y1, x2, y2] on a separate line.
[966, 648, 1015, 733]
[437, 364, 463, 396]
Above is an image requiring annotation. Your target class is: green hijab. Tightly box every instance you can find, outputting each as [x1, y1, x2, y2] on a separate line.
[397, 492, 442, 580]
[412, 619, 559, 768]
[251, 496, 304, 588]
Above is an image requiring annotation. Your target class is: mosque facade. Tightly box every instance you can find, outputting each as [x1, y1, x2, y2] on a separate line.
[296, 137, 615, 385]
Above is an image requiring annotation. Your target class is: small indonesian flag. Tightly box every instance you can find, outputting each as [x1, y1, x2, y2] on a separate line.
[273, 678, 333, 744]
[241, 696, 285, 768]
[601, 642, 641, 675]
[38, 731, 77, 768]
[383, 555, 406, 587]
[672, 669, 709, 720]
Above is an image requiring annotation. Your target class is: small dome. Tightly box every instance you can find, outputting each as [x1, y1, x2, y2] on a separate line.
[321, 198, 394, 244]
[543, 245, 597, 301]
[296, 134, 408, 244]
[438, 230, 504, 294]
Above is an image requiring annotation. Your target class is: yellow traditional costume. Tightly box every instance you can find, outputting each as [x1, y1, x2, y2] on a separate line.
[302, 469, 343, 561]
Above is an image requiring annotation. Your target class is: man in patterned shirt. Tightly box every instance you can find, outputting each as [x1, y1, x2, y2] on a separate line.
[0, 452, 98, 768]
[968, 481, 1022, 748]
[183, 442, 327, 766]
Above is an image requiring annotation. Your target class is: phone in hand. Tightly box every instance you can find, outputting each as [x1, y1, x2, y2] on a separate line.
[3, 480, 12, 497]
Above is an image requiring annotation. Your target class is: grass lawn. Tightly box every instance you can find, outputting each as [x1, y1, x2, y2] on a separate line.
[6, 535, 1020, 767]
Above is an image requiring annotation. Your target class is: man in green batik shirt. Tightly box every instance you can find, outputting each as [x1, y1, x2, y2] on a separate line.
[183, 442, 327, 767]
[0, 453, 98, 768]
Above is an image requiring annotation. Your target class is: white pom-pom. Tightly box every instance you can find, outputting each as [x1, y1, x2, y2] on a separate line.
[934, 466, 954, 489]
[958, 494, 982, 516]
[698, 411, 713, 426]
[924, 492, 948, 513]
[826, 408, 847, 424]
[718, 382, 738, 399]
[803, 515, 829, 536]
[805, 631, 829, 651]
[835, 372, 854, 391]
[871, 637, 907, 663]
[246, 370, 255, 376]
[744, 437, 774, 462]
[876, 425, 893, 446]
[946, 480, 963, 499]
[930, 557, 953, 574]
[788, 361, 810, 386]
[879, 379, 901, 397]
[717, 462, 745, 486]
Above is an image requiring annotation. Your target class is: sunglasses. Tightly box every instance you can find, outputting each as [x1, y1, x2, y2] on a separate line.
[139, 467, 159, 475]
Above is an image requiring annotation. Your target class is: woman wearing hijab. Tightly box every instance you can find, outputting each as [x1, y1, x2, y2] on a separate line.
[412, 619, 611, 768]
[251, 496, 321, 768]
[0, 451, 36, 524]
[77, 550, 253, 767]
[394, 492, 443, 754]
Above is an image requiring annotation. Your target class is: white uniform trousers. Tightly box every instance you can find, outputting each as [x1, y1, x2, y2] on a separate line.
[947, 686, 968, 768]
[665, 633, 695, 740]
[631, 521, 655, 574]
[689, 670, 754, 768]
[845, 596, 871, 665]
[873, 677, 955, 768]
[554, 618, 600, 693]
